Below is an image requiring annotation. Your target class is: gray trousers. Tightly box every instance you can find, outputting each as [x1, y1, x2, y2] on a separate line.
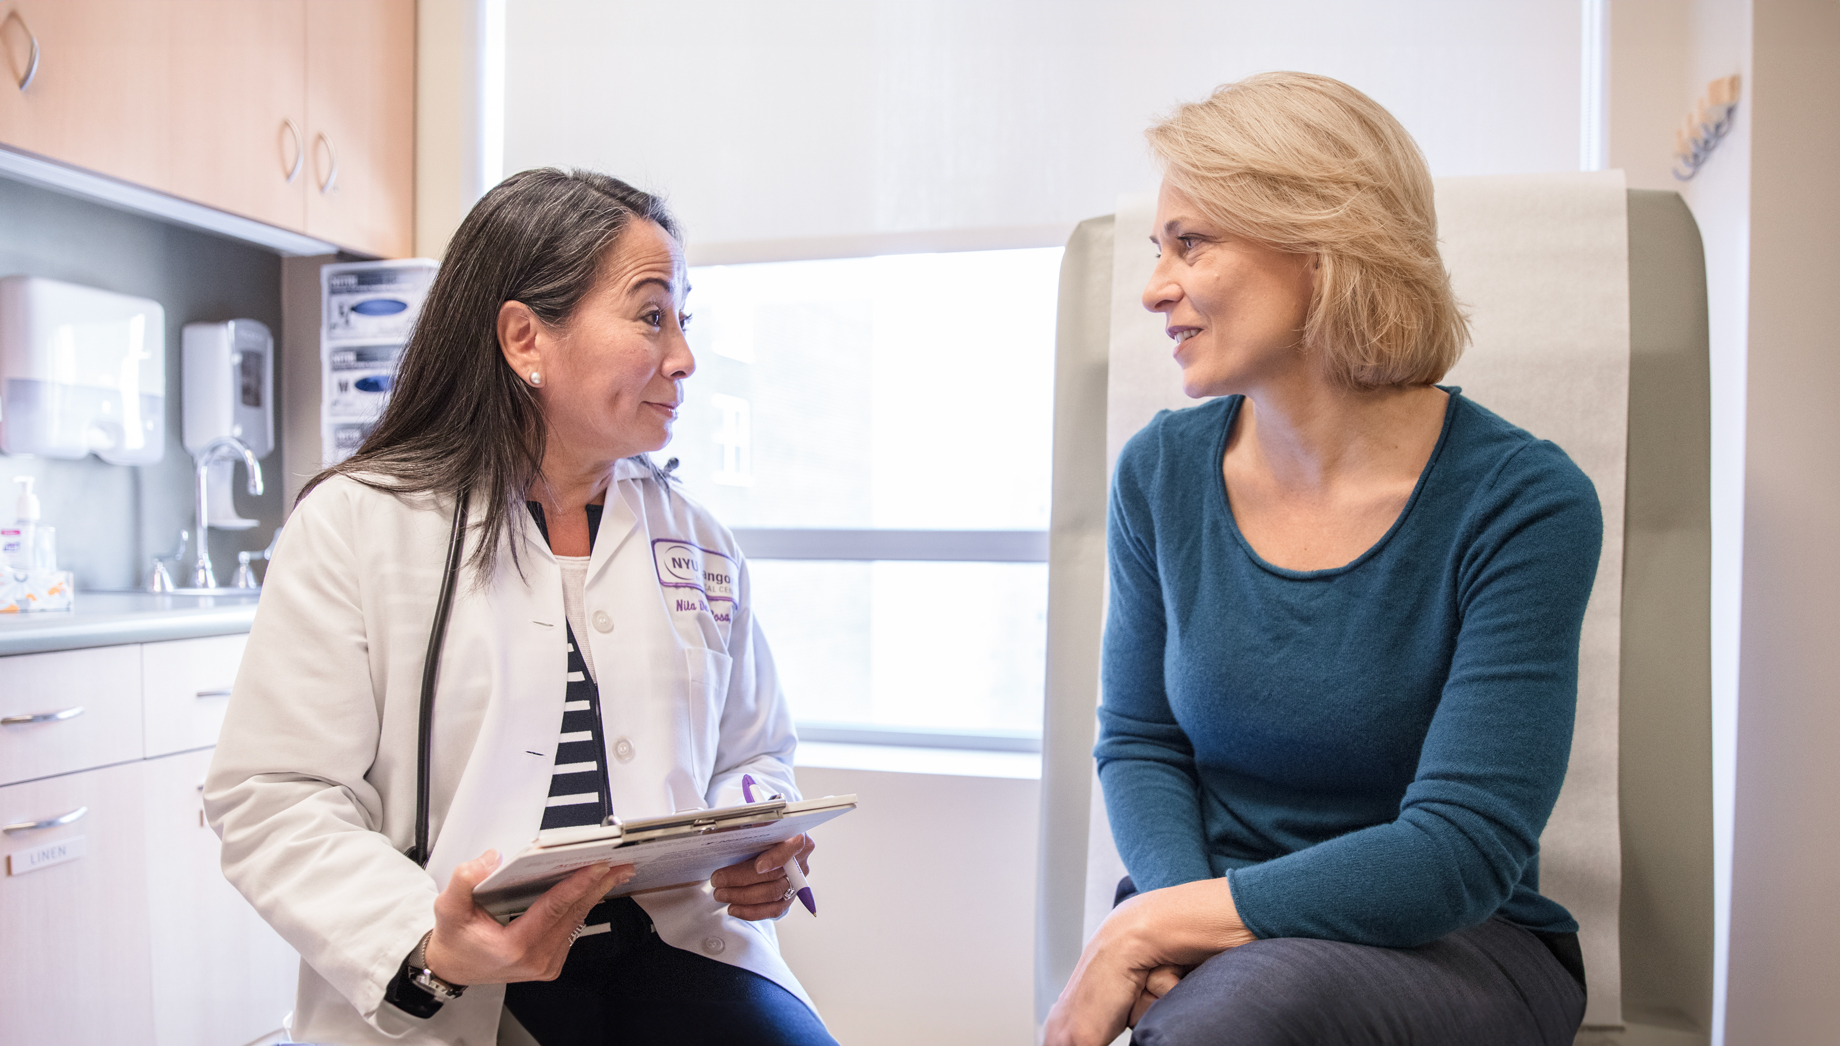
[1128, 903, 1586, 1046]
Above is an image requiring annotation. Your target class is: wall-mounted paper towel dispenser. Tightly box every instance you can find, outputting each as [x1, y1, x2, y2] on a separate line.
[0, 275, 166, 464]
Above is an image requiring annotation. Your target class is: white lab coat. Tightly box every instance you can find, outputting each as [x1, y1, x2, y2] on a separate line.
[204, 459, 813, 1046]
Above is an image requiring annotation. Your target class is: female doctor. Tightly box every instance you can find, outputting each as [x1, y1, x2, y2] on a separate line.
[205, 170, 837, 1046]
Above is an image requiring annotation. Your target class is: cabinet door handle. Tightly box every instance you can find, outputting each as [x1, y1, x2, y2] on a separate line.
[1, 705, 84, 726]
[3, 10, 39, 91]
[314, 132, 339, 195]
[281, 118, 304, 183]
[3, 806, 87, 833]
[195, 688, 233, 698]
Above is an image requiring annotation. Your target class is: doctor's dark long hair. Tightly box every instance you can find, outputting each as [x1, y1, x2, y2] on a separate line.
[298, 168, 679, 581]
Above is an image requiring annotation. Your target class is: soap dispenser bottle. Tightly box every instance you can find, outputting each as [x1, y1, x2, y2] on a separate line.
[3, 476, 55, 571]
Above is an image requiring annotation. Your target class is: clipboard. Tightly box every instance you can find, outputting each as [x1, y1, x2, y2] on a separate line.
[473, 794, 858, 920]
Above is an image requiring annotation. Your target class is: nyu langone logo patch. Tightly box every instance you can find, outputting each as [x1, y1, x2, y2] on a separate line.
[652, 539, 737, 620]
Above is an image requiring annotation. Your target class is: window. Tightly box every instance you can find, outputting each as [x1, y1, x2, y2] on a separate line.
[672, 247, 1063, 748]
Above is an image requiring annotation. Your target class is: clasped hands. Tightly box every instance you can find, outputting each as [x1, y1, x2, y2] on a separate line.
[1043, 877, 1258, 1046]
[421, 834, 815, 985]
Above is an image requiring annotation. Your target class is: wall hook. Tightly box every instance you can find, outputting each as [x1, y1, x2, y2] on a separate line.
[1674, 75, 1741, 181]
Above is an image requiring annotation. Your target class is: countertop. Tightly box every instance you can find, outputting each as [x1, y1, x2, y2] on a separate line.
[0, 591, 261, 656]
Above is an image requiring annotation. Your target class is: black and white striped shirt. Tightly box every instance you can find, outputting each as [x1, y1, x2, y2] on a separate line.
[529, 502, 614, 831]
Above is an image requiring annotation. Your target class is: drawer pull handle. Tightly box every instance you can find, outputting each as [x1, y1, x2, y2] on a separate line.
[195, 688, 234, 699]
[1, 706, 84, 726]
[3, 10, 40, 92]
[314, 131, 339, 195]
[3, 806, 87, 834]
[281, 118, 304, 183]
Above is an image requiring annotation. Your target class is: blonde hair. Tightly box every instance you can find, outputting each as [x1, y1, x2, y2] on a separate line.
[1146, 72, 1468, 389]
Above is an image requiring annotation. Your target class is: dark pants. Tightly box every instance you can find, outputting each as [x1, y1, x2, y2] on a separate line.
[504, 898, 837, 1046]
[1114, 877, 1587, 1046]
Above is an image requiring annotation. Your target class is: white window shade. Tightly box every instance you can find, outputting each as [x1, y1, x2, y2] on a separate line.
[504, 0, 1585, 257]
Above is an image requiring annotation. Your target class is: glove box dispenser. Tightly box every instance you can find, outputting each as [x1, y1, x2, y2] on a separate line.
[0, 276, 166, 464]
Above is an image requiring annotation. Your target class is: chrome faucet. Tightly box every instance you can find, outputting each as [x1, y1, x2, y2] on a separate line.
[191, 436, 264, 590]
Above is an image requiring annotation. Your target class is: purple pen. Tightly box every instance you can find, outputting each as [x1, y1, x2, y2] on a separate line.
[784, 861, 817, 915]
[741, 774, 817, 914]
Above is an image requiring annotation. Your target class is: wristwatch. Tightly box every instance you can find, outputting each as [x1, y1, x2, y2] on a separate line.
[384, 931, 466, 1018]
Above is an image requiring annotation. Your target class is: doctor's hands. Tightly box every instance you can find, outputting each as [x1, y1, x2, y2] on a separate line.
[709, 834, 815, 920]
[1042, 877, 1257, 1046]
[423, 849, 635, 985]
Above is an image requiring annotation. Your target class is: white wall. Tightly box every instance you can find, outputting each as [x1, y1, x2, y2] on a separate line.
[415, 0, 505, 258]
[502, 0, 1586, 259]
[782, 763, 1039, 1046]
[1723, 3, 1840, 1042]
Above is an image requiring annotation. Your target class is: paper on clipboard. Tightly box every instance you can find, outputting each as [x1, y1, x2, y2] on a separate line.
[473, 794, 857, 920]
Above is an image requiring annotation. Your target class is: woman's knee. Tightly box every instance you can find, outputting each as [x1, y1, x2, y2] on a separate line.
[1130, 927, 1581, 1046]
[1130, 940, 1349, 1046]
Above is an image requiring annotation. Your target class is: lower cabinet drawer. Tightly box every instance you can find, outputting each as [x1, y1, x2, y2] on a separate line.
[144, 748, 296, 1046]
[0, 761, 157, 1043]
[0, 645, 144, 786]
[0, 752, 298, 1046]
[142, 634, 249, 759]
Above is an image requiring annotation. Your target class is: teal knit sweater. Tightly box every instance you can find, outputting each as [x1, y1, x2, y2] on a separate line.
[1096, 390, 1602, 946]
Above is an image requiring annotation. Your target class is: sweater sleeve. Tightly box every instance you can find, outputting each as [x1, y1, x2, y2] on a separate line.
[1093, 423, 1216, 891]
[1226, 442, 1604, 947]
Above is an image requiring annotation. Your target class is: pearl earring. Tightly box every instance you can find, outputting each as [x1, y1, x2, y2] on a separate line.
[528, 371, 542, 387]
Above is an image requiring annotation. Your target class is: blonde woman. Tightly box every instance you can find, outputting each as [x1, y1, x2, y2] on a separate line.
[1045, 74, 1598, 1046]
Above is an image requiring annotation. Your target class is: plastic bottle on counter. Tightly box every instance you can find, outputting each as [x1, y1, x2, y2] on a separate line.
[3, 476, 55, 571]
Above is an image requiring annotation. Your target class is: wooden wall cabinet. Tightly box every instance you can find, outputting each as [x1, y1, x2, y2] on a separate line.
[0, 0, 413, 258]
[167, 0, 308, 234]
[305, 0, 416, 260]
[0, 2, 173, 191]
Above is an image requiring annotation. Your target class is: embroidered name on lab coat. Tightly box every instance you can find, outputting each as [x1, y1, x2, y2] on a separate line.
[651, 539, 736, 621]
